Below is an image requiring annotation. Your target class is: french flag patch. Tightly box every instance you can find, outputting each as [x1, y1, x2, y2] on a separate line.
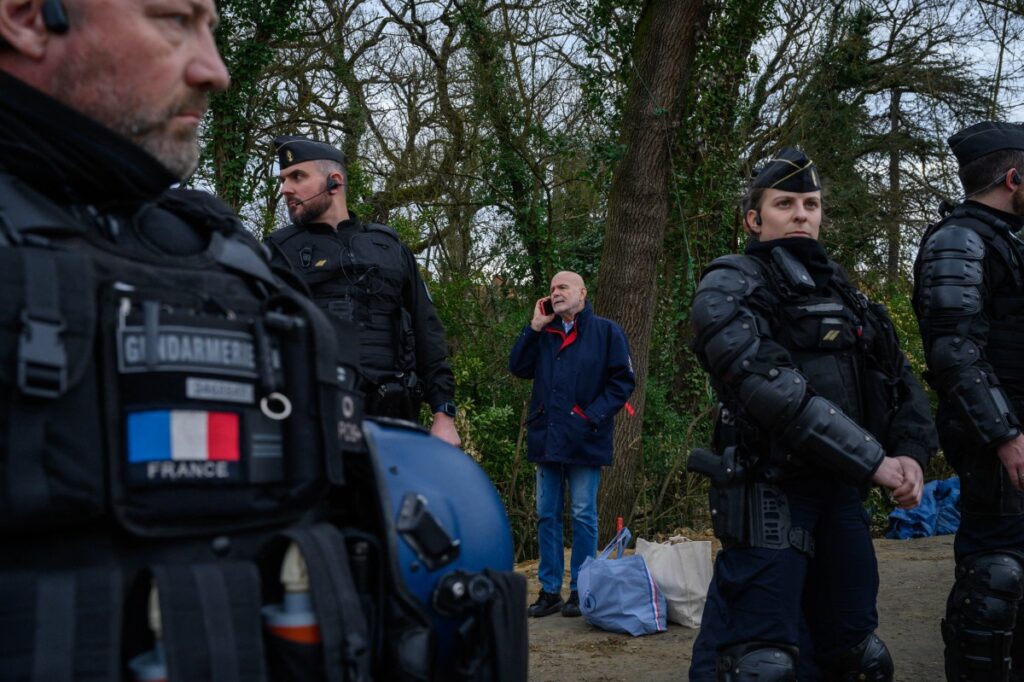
[127, 410, 242, 483]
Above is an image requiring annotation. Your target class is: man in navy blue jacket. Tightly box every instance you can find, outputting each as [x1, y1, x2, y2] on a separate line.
[509, 271, 635, 617]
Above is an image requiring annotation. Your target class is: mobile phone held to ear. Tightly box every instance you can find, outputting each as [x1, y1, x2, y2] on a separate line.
[541, 298, 554, 316]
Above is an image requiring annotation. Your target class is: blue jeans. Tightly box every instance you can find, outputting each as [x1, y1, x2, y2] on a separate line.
[535, 463, 602, 594]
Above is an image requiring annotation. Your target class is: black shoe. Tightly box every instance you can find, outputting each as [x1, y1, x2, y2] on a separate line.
[561, 590, 581, 617]
[528, 590, 564, 618]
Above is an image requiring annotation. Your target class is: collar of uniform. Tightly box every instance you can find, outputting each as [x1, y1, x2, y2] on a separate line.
[0, 71, 176, 207]
[746, 236, 833, 290]
[962, 200, 1024, 233]
[336, 210, 363, 232]
[293, 211, 363, 235]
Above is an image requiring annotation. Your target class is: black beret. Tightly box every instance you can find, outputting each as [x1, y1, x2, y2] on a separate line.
[751, 147, 821, 193]
[274, 135, 346, 170]
[948, 121, 1024, 167]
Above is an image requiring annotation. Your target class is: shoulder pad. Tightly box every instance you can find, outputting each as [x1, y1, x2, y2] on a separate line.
[0, 171, 84, 237]
[266, 223, 302, 245]
[365, 222, 402, 241]
[157, 188, 244, 235]
[698, 256, 764, 297]
[921, 225, 985, 261]
[209, 231, 278, 287]
[706, 253, 765, 278]
[953, 204, 1015, 235]
[700, 254, 766, 291]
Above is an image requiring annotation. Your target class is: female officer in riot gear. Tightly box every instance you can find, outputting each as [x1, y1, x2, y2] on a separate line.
[687, 148, 936, 681]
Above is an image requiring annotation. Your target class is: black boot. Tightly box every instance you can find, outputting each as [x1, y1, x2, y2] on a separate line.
[561, 590, 581, 617]
[528, 590, 564, 617]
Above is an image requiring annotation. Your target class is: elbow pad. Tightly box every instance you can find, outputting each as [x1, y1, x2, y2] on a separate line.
[929, 336, 1020, 445]
[737, 367, 807, 429]
[782, 396, 885, 483]
[947, 367, 1019, 446]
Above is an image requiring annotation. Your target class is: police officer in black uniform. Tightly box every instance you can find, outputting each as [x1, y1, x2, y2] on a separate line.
[265, 137, 461, 446]
[688, 148, 935, 681]
[914, 122, 1024, 681]
[0, 1, 486, 680]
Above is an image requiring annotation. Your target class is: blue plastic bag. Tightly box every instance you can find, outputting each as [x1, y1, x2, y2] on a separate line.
[886, 477, 960, 539]
[578, 528, 668, 636]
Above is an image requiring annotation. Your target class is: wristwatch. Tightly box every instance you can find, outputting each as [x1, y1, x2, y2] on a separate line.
[434, 401, 458, 418]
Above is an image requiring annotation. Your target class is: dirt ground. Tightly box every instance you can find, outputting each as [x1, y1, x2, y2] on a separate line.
[520, 534, 954, 681]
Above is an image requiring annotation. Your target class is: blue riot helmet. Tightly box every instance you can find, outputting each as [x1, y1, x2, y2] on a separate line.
[363, 419, 514, 670]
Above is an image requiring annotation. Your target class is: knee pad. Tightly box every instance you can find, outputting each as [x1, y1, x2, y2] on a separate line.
[821, 633, 893, 682]
[717, 642, 796, 681]
[943, 552, 1024, 680]
[952, 552, 1024, 629]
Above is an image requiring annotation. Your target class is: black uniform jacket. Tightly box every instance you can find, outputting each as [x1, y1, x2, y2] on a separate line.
[266, 216, 455, 411]
[914, 201, 1024, 450]
[692, 239, 936, 482]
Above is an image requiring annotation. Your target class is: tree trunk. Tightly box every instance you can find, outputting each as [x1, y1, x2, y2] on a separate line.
[595, 0, 710, 543]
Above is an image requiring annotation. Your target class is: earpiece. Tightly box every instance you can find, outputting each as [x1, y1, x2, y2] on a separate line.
[755, 213, 763, 226]
[326, 178, 340, 192]
[42, 0, 69, 34]
[967, 169, 1022, 198]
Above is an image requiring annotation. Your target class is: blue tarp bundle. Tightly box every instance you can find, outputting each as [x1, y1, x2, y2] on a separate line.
[885, 477, 960, 540]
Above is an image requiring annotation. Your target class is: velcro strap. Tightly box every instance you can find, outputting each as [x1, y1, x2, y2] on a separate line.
[282, 524, 371, 682]
[153, 562, 266, 682]
[0, 568, 121, 682]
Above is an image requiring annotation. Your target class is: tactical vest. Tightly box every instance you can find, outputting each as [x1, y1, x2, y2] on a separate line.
[0, 173, 384, 681]
[267, 224, 412, 385]
[715, 254, 899, 464]
[917, 205, 1024, 395]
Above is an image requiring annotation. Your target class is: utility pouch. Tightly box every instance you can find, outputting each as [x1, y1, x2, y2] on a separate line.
[99, 273, 342, 536]
[262, 524, 372, 682]
[688, 447, 748, 547]
[709, 477, 749, 548]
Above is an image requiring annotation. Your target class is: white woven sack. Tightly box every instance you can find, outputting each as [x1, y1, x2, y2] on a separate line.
[635, 535, 711, 628]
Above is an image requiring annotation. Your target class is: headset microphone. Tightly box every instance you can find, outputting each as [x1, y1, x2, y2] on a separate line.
[293, 179, 340, 206]
[43, 0, 69, 34]
[968, 169, 1023, 197]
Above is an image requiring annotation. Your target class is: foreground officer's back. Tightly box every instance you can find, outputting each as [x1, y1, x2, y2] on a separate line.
[0, 2, 523, 680]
